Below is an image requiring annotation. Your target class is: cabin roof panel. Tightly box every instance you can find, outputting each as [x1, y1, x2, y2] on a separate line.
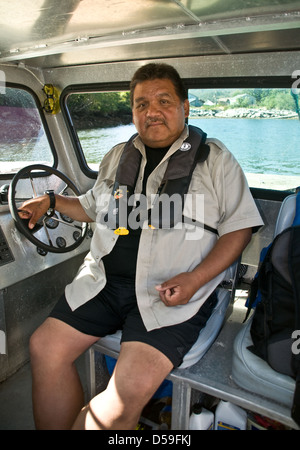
[0, 0, 299, 68]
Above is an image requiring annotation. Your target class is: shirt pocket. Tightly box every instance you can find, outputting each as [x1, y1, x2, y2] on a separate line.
[184, 169, 220, 233]
[183, 173, 205, 224]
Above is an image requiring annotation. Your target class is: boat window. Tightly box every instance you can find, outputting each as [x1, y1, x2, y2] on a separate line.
[188, 88, 300, 192]
[0, 86, 54, 175]
[65, 91, 134, 171]
[65, 87, 299, 191]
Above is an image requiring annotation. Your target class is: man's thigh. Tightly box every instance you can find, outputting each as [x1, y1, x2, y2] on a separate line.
[121, 290, 218, 368]
[31, 317, 100, 363]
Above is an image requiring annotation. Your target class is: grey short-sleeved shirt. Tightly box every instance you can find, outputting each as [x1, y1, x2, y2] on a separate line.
[65, 126, 263, 330]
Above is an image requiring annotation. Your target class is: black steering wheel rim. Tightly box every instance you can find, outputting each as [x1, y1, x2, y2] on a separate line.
[8, 164, 88, 254]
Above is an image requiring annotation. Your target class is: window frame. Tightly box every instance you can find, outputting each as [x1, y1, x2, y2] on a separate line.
[61, 82, 130, 179]
[0, 83, 58, 180]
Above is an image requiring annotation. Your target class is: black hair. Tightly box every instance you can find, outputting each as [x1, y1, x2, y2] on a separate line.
[130, 63, 188, 107]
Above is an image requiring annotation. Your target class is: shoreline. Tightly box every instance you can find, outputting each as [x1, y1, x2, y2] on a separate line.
[68, 108, 299, 130]
[189, 107, 298, 120]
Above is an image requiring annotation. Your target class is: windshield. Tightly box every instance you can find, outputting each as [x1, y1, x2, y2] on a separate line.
[0, 87, 54, 175]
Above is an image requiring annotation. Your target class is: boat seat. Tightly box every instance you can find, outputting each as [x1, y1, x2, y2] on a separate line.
[232, 193, 297, 408]
[232, 316, 295, 407]
[86, 263, 238, 399]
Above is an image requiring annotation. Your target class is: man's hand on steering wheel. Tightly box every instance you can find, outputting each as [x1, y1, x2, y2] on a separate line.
[18, 194, 51, 230]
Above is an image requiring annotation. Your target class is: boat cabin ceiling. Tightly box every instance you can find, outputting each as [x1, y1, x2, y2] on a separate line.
[0, 0, 299, 75]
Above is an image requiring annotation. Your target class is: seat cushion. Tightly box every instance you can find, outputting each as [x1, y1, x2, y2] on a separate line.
[232, 316, 295, 407]
[97, 329, 122, 354]
[95, 288, 230, 369]
[178, 288, 230, 368]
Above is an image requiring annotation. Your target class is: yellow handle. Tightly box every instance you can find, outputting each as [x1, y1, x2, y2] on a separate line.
[114, 227, 129, 235]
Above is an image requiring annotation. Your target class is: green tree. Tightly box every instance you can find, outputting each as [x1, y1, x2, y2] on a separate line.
[67, 91, 131, 117]
[260, 90, 294, 110]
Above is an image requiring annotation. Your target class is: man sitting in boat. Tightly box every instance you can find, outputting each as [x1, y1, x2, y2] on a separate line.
[18, 63, 263, 430]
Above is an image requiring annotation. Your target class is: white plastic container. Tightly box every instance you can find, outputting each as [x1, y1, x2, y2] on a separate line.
[189, 404, 214, 430]
[214, 400, 247, 430]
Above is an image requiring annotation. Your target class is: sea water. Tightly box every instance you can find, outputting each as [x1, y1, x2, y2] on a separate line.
[78, 118, 299, 176]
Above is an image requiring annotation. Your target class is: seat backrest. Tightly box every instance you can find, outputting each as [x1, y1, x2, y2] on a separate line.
[274, 193, 297, 237]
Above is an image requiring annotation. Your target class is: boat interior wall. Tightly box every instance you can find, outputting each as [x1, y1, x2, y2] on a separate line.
[0, 253, 87, 383]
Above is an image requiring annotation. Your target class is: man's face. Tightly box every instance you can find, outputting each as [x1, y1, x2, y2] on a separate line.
[132, 78, 189, 148]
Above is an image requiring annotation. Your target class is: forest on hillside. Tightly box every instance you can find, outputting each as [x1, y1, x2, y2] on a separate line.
[1, 87, 298, 128]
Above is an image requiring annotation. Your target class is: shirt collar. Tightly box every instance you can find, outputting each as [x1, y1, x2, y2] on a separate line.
[133, 124, 189, 160]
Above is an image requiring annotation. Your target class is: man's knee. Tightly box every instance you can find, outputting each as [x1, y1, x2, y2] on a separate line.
[30, 317, 99, 366]
[119, 372, 157, 403]
[29, 320, 55, 362]
[30, 318, 70, 364]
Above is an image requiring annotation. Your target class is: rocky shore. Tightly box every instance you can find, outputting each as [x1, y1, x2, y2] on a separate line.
[70, 108, 298, 129]
[190, 108, 298, 119]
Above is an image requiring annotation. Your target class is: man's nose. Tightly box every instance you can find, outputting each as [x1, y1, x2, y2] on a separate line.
[146, 101, 161, 117]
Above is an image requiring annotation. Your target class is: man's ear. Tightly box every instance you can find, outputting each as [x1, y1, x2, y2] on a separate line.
[184, 99, 190, 118]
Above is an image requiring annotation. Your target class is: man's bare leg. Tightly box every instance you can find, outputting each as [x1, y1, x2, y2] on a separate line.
[72, 341, 173, 430]
[29, 317, 99, 430]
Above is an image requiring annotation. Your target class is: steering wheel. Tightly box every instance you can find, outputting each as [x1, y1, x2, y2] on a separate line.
[8, 164, 88, 254]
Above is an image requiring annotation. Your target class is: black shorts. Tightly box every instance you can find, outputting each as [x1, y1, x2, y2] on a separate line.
[49, 276, 217, 368]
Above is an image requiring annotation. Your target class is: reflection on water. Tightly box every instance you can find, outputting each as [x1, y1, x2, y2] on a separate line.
[78, 125, 136, 167]
[0, 104, 54, 173]
[1, 132, 53, 162]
